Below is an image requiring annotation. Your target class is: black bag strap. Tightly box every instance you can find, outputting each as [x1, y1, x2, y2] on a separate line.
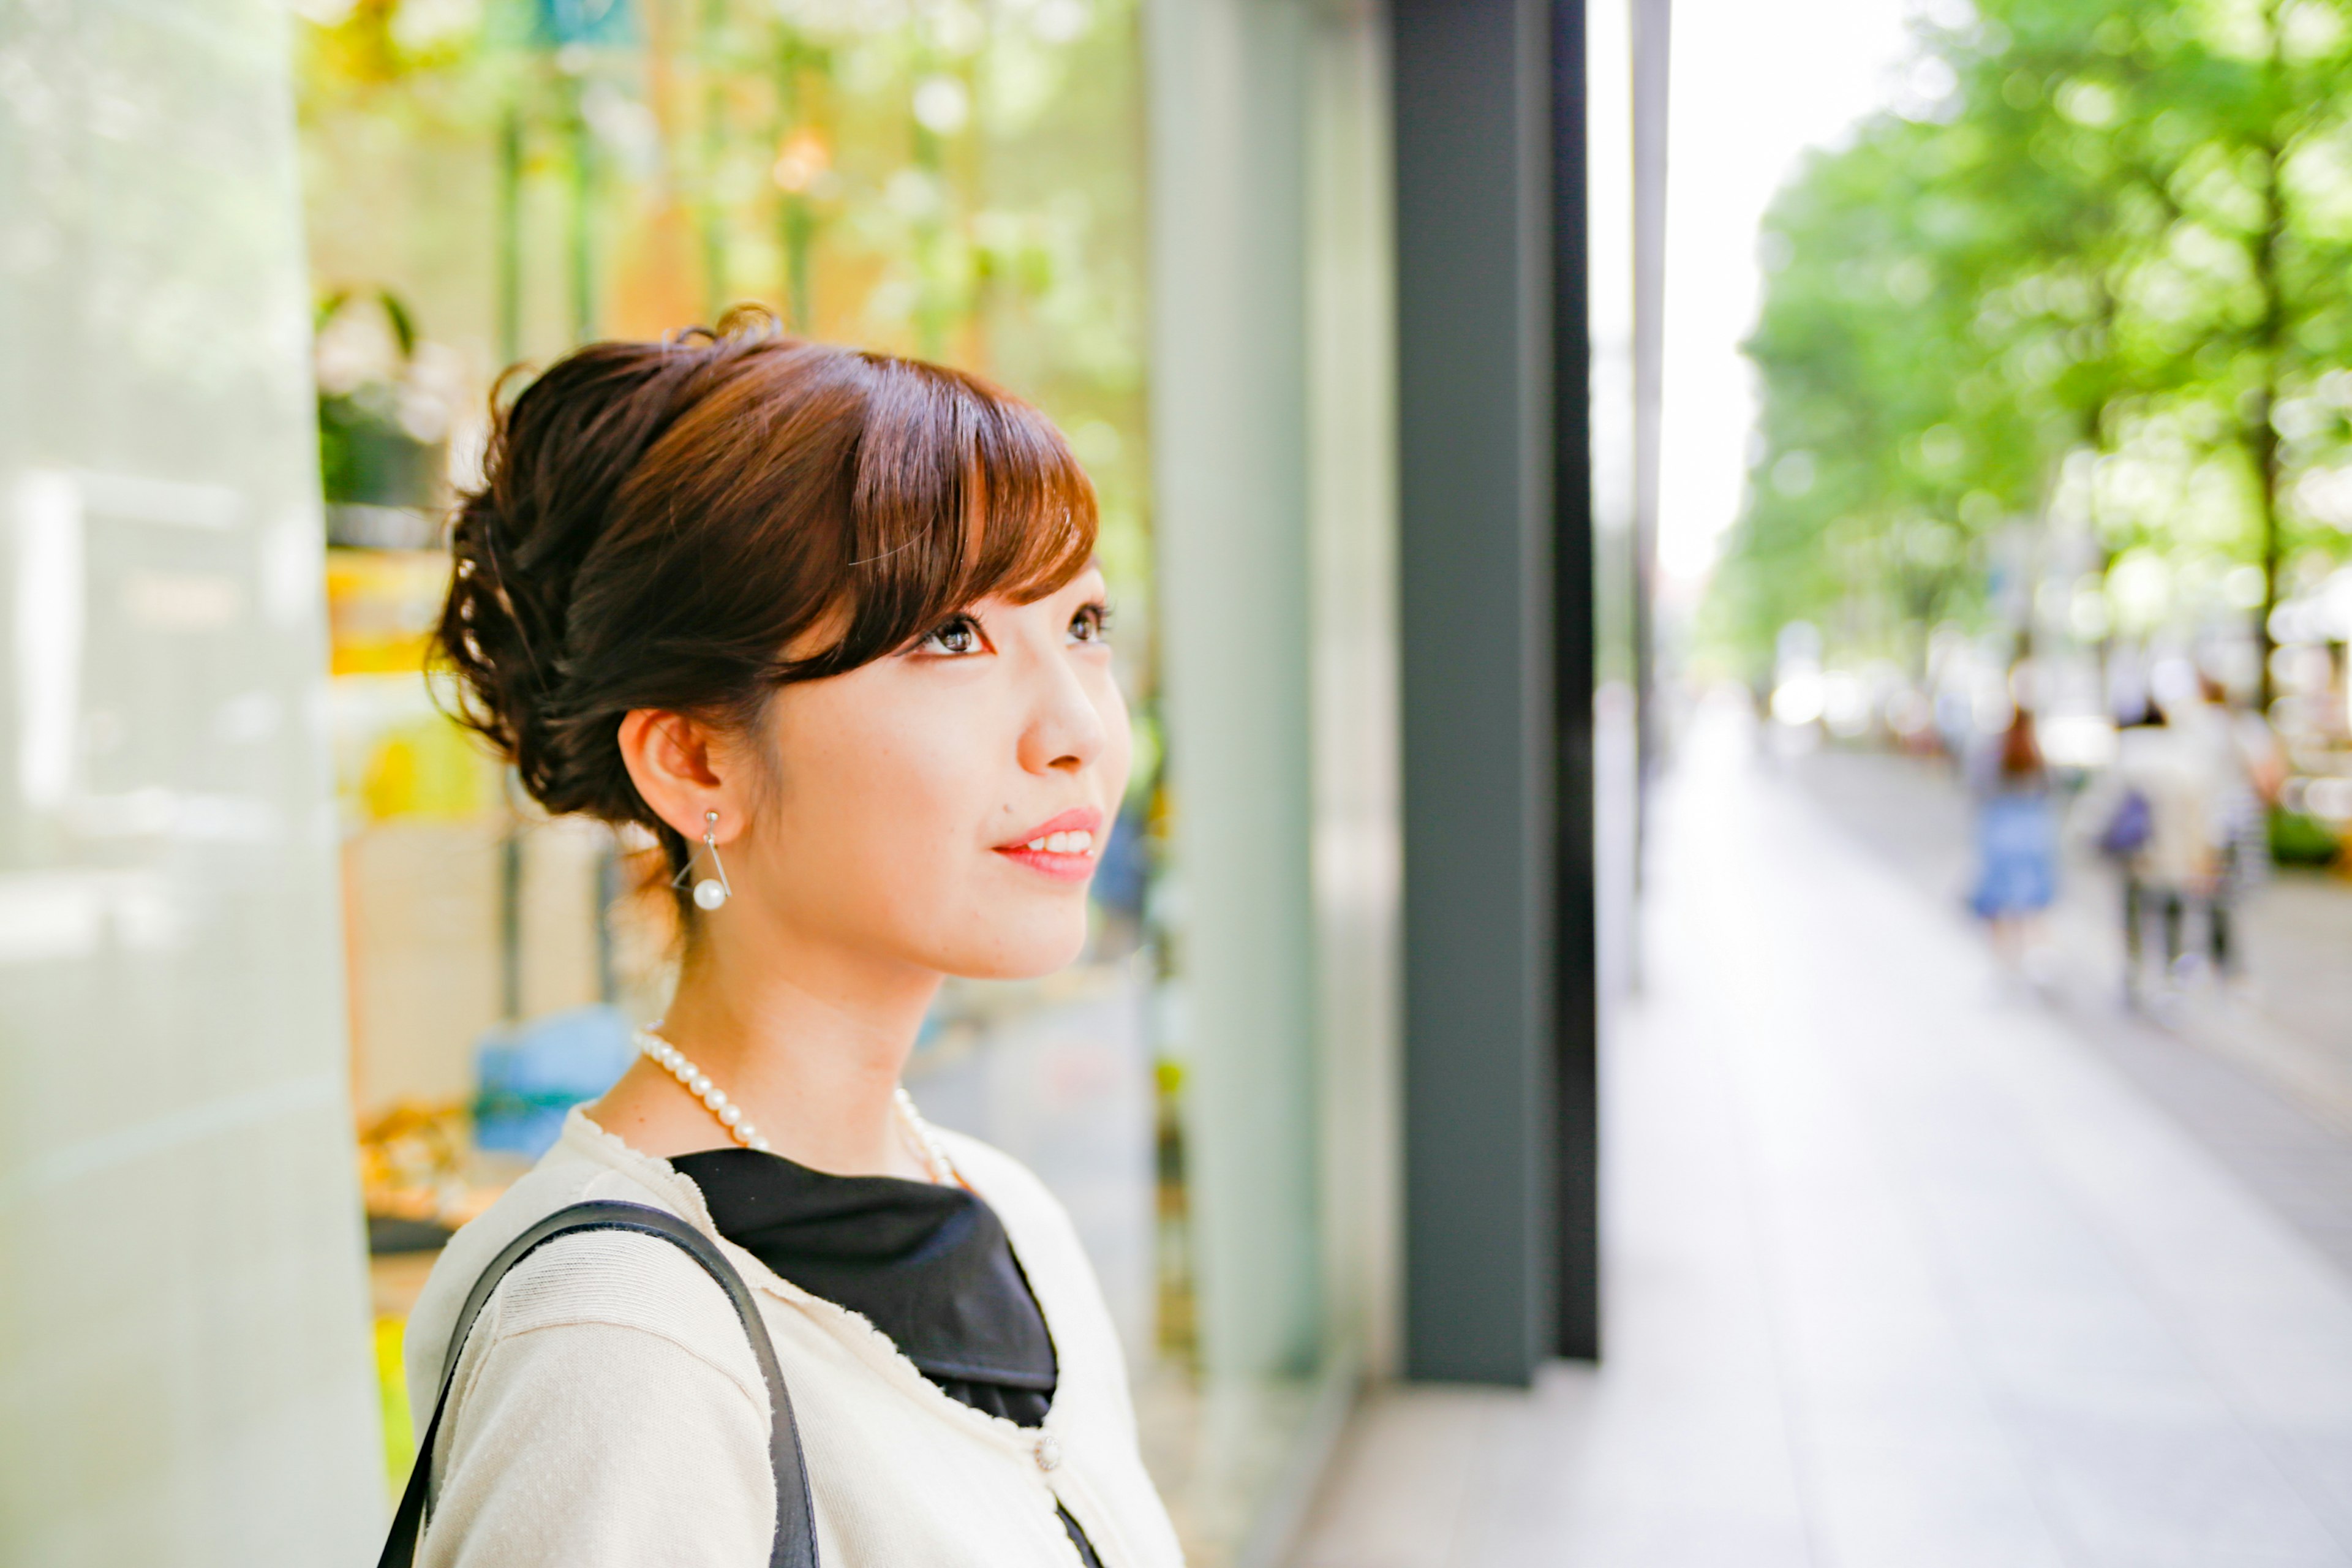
[378, 1200, 819, 1568]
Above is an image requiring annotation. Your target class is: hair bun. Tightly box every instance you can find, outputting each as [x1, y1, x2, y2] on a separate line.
[439, 339, 728, 810]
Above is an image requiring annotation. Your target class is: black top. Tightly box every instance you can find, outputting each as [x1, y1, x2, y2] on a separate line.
[672, 1148, 1101, 1567]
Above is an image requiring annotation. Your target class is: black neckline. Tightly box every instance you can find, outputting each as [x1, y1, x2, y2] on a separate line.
[669, 1146, 1058, 1393]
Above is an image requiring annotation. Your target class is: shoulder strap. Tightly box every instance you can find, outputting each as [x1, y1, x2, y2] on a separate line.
[378, 1200, 819, 1568]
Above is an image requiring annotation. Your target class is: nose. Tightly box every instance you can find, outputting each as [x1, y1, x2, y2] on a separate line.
[1017, 643, 1109, 775]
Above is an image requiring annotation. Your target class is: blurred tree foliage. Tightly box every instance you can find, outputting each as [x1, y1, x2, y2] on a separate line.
[1709, 0, 2352, 696]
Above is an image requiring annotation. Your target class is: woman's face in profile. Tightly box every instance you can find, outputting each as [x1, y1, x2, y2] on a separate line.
[741, 564, 1131, 980]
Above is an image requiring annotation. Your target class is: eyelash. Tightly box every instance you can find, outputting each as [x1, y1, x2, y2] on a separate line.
[920, 615, 985, 656]
[916, 601, 1113, 656]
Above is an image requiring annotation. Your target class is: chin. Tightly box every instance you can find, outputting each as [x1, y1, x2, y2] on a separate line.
[941, 911, 1091, 981]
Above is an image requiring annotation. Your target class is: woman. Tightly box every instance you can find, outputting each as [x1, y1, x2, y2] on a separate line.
[402, 315, 1182, 1568]
[1969, 707, 2058, 969]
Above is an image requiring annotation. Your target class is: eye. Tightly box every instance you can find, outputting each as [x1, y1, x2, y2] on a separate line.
[919, 614, 986, 656]
[1067, 601, 1112, 645]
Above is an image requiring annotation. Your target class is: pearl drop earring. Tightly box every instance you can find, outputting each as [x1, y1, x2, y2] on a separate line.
[671, 810, 733, 911]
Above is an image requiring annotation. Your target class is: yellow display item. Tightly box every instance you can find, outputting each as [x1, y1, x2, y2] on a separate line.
[326, 547, 448, 677]
[375, 1314, 415, 1496]
[360, 715, 491, 822]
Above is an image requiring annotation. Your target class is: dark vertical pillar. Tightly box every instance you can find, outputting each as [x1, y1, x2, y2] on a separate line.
[1551, 0, 1602, 1362]
[1393, 0, 1561, 1385]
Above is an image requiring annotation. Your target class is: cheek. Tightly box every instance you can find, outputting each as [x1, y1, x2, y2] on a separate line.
[1095, 671, 1136, 801]
[764, 682, 992, 919]
[756, 665, 1117, 978]
[785, 720, 973, 875]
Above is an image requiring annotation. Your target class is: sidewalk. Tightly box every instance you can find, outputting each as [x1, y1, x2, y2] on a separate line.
[1786, 741, 2352, 1279]
[1778, 738, 2352, 1123]
[1290, 700, 2352, 1567]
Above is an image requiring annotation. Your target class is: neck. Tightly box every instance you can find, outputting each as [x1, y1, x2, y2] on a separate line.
[595, 917, 943, 1177]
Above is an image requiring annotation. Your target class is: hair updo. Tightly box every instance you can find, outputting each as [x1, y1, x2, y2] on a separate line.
[434, 313, 1098, 904]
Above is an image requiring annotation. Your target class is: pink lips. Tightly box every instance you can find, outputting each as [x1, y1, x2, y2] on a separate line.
[994, 807, 1106, 884]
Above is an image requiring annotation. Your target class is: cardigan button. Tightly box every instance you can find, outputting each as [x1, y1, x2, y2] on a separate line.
[1034, 1434, 1063, 1472]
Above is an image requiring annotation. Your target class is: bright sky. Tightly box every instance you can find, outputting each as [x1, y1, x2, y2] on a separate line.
[1657, 0, 1922, 593]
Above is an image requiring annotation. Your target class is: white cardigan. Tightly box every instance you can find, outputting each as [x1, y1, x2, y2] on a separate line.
[404, 1109, 1185, 1568]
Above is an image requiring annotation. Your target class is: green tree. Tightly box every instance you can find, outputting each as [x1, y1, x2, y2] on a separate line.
[1711, 0, 2352, 701]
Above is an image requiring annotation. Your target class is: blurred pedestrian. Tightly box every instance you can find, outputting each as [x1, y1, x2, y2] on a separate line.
[2087, 674, 2223, 1003]
[2174, 672, 2284, 990]
[1969, 708, 2058, 973]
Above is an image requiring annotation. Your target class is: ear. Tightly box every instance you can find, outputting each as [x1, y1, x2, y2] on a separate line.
[617, 709, 752, 845]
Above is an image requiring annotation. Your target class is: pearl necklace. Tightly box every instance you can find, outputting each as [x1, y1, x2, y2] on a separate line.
[893, 1084, 957, 1185]
[635, 1026, 957, 1183]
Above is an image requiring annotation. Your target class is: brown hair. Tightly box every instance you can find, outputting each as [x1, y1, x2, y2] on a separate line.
[1998, 709, 2043, 780]
[435, 314, 1096, 905]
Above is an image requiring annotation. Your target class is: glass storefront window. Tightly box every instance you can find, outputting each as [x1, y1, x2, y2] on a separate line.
[284, 4, 1317, 1559]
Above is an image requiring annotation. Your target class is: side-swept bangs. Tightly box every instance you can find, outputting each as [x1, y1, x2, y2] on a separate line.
[805, 350, 1100, 679]
[570, 333, 1099, 726]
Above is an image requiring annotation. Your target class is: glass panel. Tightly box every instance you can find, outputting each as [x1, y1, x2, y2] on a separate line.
[0, 4, 383, 1559]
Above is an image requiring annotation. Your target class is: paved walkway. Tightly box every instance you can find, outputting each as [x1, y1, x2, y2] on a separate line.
[1793, 740, 2352, 1051]
[1785, 742, 2352, 1278]
[1292, 701, 2352, 1567]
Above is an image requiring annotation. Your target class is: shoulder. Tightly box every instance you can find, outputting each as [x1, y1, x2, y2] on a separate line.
[405, 1117, 737, 1412]
[424, 1222, 771, 1433]
[415, 1238, 775, 1568]
[478, 1229, 762, 1385]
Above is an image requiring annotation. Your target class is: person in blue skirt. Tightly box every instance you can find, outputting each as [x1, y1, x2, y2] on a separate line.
[1970, 708, 2059, 973]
